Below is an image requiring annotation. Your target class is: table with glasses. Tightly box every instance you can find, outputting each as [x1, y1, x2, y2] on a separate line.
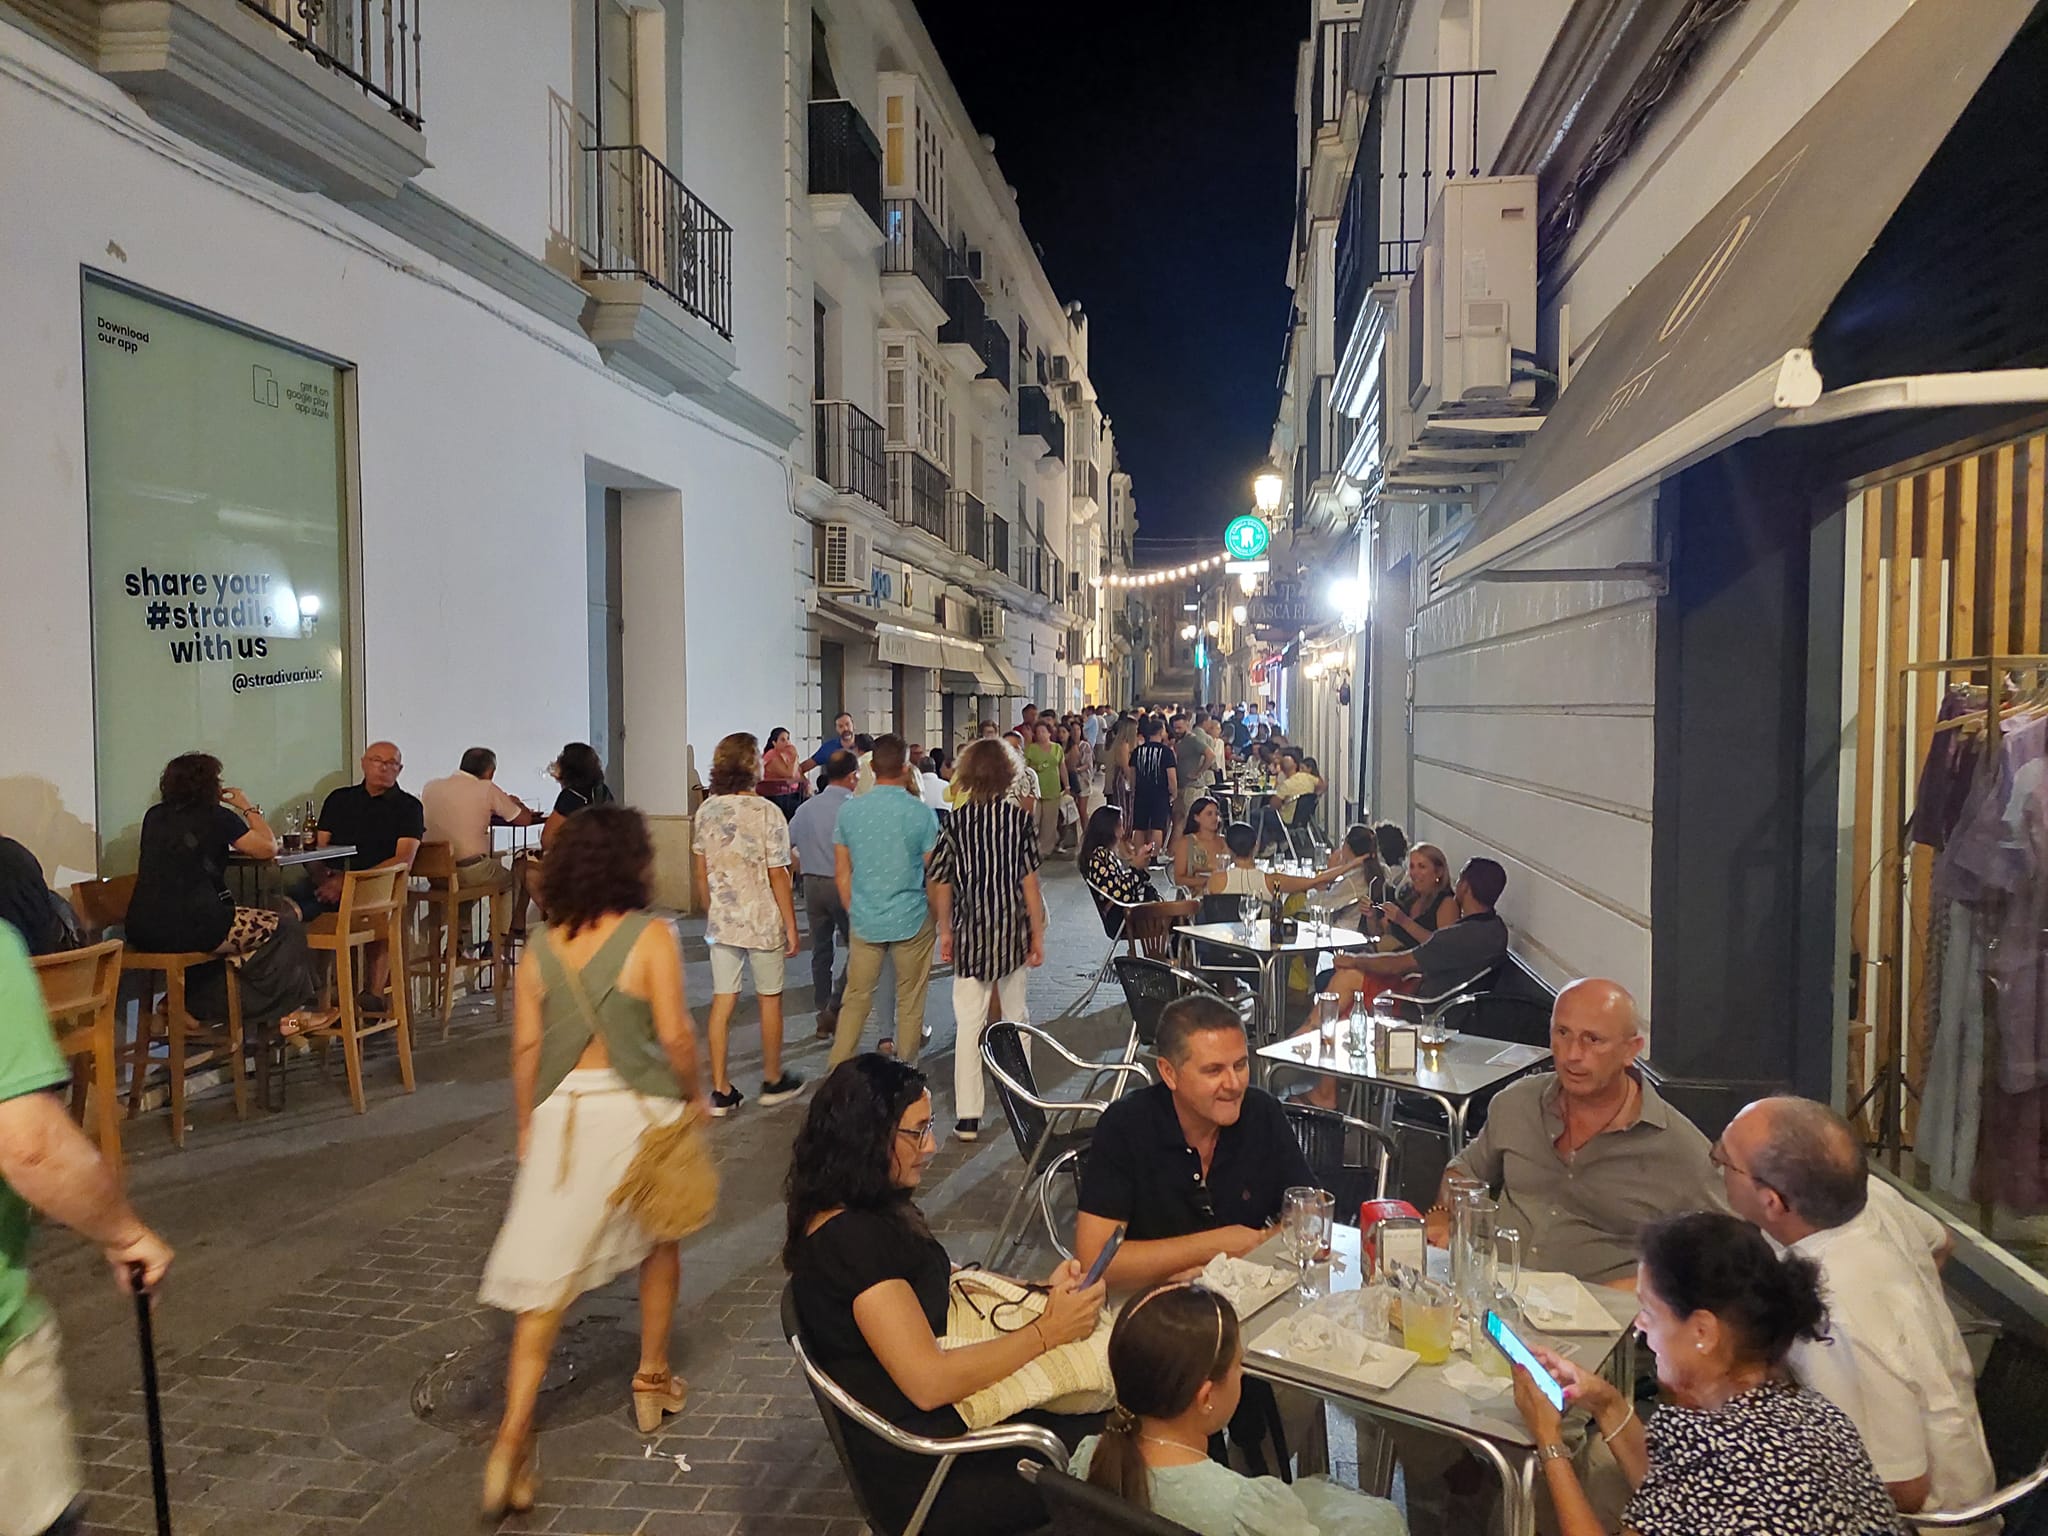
[1241, 1223, 1638, 1536]
[1257, 1022, 1549, 1154]
[227, 843, 358, 904]
[1172, 918, 1372, 1042]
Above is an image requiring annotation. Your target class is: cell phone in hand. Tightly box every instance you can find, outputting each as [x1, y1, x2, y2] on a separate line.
[1484, 1309, 1565, 1409]
[1081, 1224, 1126, 1289]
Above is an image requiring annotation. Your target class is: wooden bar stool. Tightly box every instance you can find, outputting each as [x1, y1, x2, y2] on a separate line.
[405, 841, 511, 1037]
[32, 939, 125, 1173]
[305, 865, 415, 1114]
[71, 874, 249, 1148]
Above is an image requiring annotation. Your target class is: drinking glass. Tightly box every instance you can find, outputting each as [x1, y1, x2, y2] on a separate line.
[1474, 1290, 1519, 1379]
[1400, 1281, 1457, 1365]
[1238, 893, 1261, 938]
[1281, 1187, 1334, 1298]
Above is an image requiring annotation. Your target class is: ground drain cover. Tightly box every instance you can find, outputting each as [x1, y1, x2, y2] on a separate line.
[410, 1317, 640, 1440]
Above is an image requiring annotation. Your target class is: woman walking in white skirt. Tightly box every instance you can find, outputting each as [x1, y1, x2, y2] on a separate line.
[478, 805, 707, 1518]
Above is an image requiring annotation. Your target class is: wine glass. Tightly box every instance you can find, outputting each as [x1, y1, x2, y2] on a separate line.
[1282, 1187, 1335, 1298]
[1238, 892, 1260, 938]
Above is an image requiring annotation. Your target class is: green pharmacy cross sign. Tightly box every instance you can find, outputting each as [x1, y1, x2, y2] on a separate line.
[1223, 515, 1271, 561]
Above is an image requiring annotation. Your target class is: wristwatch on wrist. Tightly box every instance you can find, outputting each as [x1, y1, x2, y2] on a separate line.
[1537, 1441, 1571, 1464]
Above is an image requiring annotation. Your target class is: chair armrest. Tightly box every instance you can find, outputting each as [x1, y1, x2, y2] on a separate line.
[1078, 1061, 1151, 1100]
[1905, 1460, 2048, 1527]
[791, 1334, 1068, 1464]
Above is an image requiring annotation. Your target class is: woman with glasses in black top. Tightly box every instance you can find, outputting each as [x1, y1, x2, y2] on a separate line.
[784, 1056, 1106, 1535]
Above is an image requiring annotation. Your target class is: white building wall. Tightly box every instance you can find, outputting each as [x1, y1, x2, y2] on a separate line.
[1408, 497, 1658, 1011]
[0, 17, 797, 880]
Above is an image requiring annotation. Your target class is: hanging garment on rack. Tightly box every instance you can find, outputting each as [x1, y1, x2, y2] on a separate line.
[1912, 689, 1988, 851]
[1918, 901, 1985, 1201]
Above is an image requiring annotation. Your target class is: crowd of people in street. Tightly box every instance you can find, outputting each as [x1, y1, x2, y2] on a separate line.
[0, 694, 2006, 1536]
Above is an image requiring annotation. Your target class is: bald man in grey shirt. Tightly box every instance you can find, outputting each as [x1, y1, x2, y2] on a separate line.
[1433, 978, 1725, 1285]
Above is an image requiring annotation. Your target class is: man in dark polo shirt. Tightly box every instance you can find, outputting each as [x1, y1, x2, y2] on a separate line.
[296, 742, 424, 995]
[1331, 856, 1510, 1001]
[1075, 995, 1312, 1290]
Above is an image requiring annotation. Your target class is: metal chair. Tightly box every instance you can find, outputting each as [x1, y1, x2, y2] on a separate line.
[1019, 1459, 1199, 1535]
[1035, 1145, 1084, 1261]
[1108, 955, 1232, 1065]
[981, 1021, 1149, 1267]
[1440, 989, 1552, 1047]
[1277, 791, 1327, 862]
[1374, 964, 1505, 1035]
[1277, 1101, 1399, 1222]
[1185, 895, 1266, 997]
[1908, 1321, 2048, 1532]
[780, 1287, 1066, 1536]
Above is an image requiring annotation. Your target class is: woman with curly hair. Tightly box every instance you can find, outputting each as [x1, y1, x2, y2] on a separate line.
[478, 805, 707, 1517]
[692, 731, 802, 1117]
[759, 727, 806, 820]
[126, 751, 325, 1039]
[784, 1055, 1105, 1536]
[1075, 1282, 1404, 1535]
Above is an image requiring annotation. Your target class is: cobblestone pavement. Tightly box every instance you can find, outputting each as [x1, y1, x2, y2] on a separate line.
[42, 854, 1134, 1536]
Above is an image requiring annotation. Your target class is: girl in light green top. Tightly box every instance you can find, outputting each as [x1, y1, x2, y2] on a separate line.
[1073, 1283, 1406, 1536]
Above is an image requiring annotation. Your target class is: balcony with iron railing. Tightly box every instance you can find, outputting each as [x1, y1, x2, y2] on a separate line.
[938, 271, 989, 375]
[92, 0, 428, 202]
[240, 0, 421, 126]
[807, 98, 883, 230]
[814, 401, 886, 508]
[977, 318, 1012, 393]
[882, 198, 949, 331]
[582, 144, 734, 338]
[1312, 16, 1360, 131]
[886, 449, 949, 542]
[991, 514, 1012, 579]
[1370, 70, 1492, 282]
[949, 490, 987, 565]
[1018, 385, 1066, 464]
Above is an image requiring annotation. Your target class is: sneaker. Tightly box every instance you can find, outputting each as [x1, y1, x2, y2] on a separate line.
[954, 1118, 980, 1142]
[708, 1086, 743, 1118]
[758, 1073, 806, 1107]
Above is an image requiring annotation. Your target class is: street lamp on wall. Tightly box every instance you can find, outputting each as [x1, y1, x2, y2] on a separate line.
[1253, 470, 1284, 517]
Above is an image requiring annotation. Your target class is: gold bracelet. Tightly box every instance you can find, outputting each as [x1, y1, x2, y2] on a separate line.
[1601, 1407, 1637, 1446]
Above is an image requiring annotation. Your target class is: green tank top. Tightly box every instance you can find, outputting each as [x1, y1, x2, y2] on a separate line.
[531, 913, 683, 1102]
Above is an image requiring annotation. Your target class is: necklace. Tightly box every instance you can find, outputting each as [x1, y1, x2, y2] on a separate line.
[1138, 1431, 1208, 1457]
[1560, 1079, 1635, 1163]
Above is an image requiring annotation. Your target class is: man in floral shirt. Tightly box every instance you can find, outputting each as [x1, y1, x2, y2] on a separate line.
[693, 733, 803, 1116]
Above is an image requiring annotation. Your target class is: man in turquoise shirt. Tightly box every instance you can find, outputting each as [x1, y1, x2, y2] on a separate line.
[828, 735, 939, 1066]
[0, 919, 174, 1534]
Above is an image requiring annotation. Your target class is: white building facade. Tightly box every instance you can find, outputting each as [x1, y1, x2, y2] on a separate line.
[1284, 0, 2048, 1294]
[0, 0, 1141, 896]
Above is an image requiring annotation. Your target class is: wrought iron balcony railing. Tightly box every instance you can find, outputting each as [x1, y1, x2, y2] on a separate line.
[1018, 385, 1066, 462]
[979, 318, 1012, 391]
[814, 401, 885, 508]
[887, 449, 949, 541]
[990, 514, 1011, 579]
[240, 0, 422, 127]
[583, 144, 734, 338]
[807, 98, 883, 229]
[882, 198, 948, 312]
[1312, 17, 1359, 131]
[948, 490, 987, 565]
[939, 271, 987, 355]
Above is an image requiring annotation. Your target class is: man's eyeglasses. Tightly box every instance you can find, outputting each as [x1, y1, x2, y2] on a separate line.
[896, 1123, 937, 1148]
[366, 756, 402, 769]
[1708, 1142, 1775, 1197]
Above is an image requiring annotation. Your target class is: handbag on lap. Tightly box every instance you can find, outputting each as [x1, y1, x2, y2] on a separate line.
[939, 1270, 1113, 1429]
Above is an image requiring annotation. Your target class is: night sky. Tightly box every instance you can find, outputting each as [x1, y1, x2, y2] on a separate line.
[912, 2, 1305, 559]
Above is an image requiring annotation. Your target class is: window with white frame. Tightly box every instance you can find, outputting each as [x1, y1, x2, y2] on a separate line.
[882, 336, 950, 467]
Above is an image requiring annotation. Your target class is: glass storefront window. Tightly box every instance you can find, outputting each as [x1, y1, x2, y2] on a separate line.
[83, 276, 353, 871]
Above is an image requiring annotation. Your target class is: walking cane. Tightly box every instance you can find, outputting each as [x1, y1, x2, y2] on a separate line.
[129, 1261, 173, 1536]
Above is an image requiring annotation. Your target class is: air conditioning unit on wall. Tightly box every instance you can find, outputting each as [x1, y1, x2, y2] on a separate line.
[977, 603, 1005, 640]
[1409, 177, 1537, 416]
[819, 522, 870, 593]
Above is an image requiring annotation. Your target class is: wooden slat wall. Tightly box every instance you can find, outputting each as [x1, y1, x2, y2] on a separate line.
[1847, 432, 2048, 1143]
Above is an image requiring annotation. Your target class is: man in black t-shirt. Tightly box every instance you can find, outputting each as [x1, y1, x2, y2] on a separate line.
[295, 742, 424, 993]
[1128, 716, 1176, 847]
[1075, 994, 1311, 1290]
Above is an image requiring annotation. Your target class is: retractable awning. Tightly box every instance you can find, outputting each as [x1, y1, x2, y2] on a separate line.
[1443, 0, 2041, 583]
[980, 652, 1023, 696]
[818, 599, 973, 673]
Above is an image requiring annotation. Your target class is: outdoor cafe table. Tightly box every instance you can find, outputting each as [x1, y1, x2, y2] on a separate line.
[1256, 1023, 1550, 1154]
[1172, 921, 1372, 1043]
[1241, 1224, 1638, 1536]
[227, 843, 357, 902]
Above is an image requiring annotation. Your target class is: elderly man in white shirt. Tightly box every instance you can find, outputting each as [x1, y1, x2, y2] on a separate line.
[419, 746, 539, 944]
[1717, 1096, 1995, 1525]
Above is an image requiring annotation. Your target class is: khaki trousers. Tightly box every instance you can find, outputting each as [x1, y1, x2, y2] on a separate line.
[829, 912, 937, 1066]
[0, 1321, 82, 1536]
